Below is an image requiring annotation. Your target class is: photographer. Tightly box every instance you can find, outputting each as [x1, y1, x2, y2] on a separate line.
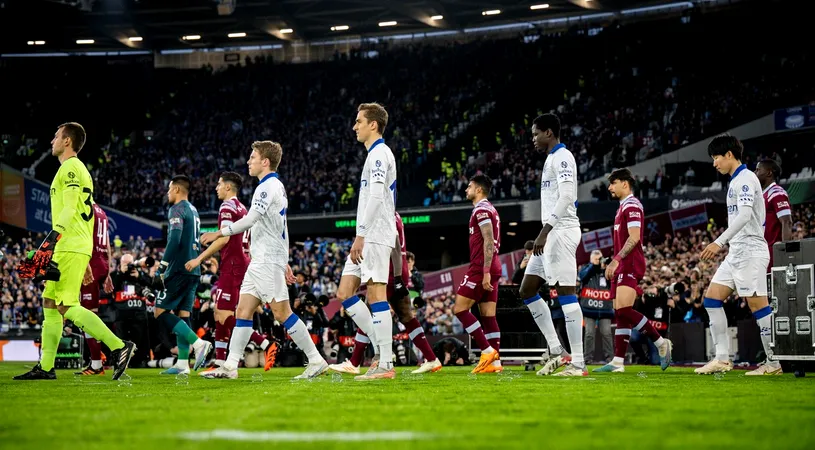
[578, 250, 613, 364]
[407, 252, 424, 296]
[630, 284, 675, 365]
[291, 280, 329, 359]
[512, 241, 535, 285]
[109, 253, 154, 366]
[328, 306, 358, 363]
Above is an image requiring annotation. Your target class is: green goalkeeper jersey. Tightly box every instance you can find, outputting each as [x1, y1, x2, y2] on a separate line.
[50, 156, 94, 256]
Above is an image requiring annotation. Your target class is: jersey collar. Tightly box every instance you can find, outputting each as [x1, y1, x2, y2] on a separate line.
[620, 193, 634, 204]
[549, 143, 566, 154]
[259, 172, 278, 185]
[730, 164, 747, 181]
[368, 138, 385, 153]
[762, 182, 777, 195]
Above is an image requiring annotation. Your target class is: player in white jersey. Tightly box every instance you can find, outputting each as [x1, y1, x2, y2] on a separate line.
[697, 135, 776, 375]
[335, 102, 399, 381]
[519, 113, 586, 377]
[199, 141, 328, 380]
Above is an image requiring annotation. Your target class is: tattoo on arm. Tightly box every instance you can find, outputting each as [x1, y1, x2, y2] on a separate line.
[616, 236, 638, 260]
[480, 222, 495, 271]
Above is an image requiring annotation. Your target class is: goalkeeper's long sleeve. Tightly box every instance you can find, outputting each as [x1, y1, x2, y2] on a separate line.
[53, 186, 80, 235]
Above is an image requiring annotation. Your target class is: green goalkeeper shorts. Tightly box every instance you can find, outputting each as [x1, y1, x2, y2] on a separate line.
[43, 251, 91, 306]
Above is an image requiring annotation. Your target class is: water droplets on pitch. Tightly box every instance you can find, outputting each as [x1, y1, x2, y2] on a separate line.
[331, 373, 344, 383]
[175, 373, 189, 385]
[637, 371, 648, 379]
[713, 372, 726, 381]
[117, 373, 133, 387]
[401, 370, 424, 381]
[251, 373, 263, 383]
[497, 371, 521, 382]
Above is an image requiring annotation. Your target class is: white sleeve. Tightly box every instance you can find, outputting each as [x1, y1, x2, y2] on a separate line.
[714, 204, 752, 247]
[545, 154, 576, 227]
[358, 182, 385, 237]
[223, 209, 262, 237]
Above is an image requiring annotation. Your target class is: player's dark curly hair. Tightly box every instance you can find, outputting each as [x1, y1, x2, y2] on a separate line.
[608, 167, 637, 189]
[533, 113, 561, 139]
[220, 171, 243, 191]
[470, 174, 493, 197]
[708, 134, 743, 160]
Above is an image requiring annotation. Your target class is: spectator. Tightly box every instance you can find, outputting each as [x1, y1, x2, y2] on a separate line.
[512, 241, 535, 285]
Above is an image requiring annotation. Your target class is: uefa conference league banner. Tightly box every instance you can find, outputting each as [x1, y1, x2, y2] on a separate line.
[421, 204, 710, 299]
[1, 164, 161, 239]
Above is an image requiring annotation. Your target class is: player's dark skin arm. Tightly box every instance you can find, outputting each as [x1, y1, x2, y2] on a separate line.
[480, 222, 495, 291]
[780, 215, 793, 241]
[533, 224, 553, 256]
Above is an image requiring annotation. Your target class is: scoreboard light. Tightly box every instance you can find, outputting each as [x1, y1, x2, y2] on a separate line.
[334, 215, 431, 229]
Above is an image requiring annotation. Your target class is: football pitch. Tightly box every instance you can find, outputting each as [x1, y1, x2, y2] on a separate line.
[1, 363, 814, 450]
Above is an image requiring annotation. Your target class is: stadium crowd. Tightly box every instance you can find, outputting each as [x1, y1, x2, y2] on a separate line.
[3, 7, 810, 218]
[426, 12, 813, 205]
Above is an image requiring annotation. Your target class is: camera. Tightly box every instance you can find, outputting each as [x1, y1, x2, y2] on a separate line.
[200, 273, 218, 287]
[128, 256, 155, 273]
[665, 281, 686, 297]
[302, 293, 329, 308]
[412, 296, 426, 309]
[602, 256, 613, 266]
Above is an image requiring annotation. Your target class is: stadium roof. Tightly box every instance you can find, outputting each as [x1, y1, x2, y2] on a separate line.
[1, 0, 693, 53]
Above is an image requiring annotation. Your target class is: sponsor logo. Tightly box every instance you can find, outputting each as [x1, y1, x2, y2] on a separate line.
[579, 287, 612, 300]
[541, 180, 552, 188]
[469, 226, 474, 235]
[630, 212, 641, 218]
[67, 171, 75, 179]
[169, 217, 181, 225]
[560, 161, 567, 168]
[778, 201, 790, 208]
[476, 212, 489, 220]
[728, 188, 735, 199]
[742, 185, 749, 192]
[671, 197, 714, 210]
[222, 212, 232, 219]
[784, 114, 805, 129]
[260, 191, 267, 199]
[376, 160, 382, 167]
[614, 224, 620, 230]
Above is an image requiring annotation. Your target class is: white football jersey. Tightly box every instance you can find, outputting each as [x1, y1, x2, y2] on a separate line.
[247, 173, 289, 266]
[540, 143, 580, 230]
[725, 164, 766, 254]
[356, 138, 397, 247]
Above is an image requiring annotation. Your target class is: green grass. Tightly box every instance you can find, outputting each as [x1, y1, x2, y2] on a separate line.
[1, 362, 814, 450]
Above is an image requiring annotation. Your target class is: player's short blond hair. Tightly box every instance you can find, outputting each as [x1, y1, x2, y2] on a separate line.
[358, 103, 388, 134]
[251, 141, 283, 171]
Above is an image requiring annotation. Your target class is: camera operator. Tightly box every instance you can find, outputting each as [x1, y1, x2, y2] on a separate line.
[630, 283, 678, 364]
[407, 252, 424, 296]
[328, 306, 358, 363]
[109, 253, 154, 366]
[578, 250, 613, 364]
[512, 241, 535, 285]
[291, 279, 329, 358]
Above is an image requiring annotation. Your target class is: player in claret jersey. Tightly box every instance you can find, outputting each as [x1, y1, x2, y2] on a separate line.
[185, 172, 277, 374]
[75, 203, 114, 376]
[453, 175, 504, 374]
[755, 159, 793, 269]
[594, 168, 672, 373]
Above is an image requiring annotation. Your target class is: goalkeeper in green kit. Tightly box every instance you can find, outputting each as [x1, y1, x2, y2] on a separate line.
[14, 123, 135, 381]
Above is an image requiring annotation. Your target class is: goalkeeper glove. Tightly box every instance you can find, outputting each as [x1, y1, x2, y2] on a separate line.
[393, 276, 409, 300]
[32, 230, 61, 268]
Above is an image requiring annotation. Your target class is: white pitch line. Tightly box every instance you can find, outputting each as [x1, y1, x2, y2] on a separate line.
[178, 430, 437, 442]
